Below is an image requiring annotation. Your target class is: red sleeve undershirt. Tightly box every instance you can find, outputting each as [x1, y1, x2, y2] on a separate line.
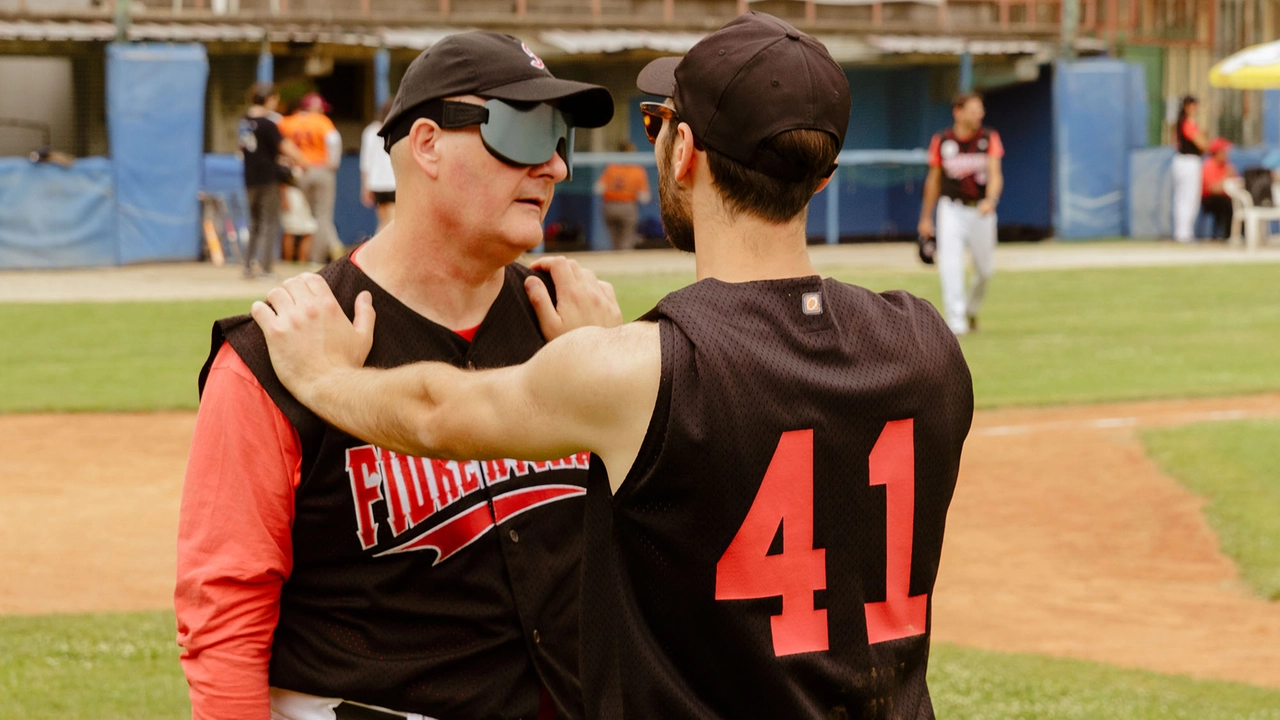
[175, 247, 480, 718]
[175, 342, 301, 720]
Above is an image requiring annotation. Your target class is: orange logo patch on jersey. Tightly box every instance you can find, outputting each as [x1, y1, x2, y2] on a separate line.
[802, 292, 823, 315]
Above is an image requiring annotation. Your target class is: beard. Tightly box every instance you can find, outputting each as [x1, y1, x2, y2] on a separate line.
[657, 131, 696, 253]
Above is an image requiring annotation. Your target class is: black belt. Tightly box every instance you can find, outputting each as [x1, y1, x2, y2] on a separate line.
[944, 197, 982, 207]
[334, 702, 409, 720]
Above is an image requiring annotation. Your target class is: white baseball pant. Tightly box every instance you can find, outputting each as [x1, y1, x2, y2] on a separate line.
[1172, 154, 1202, 243]
[935, 196, 996, 335]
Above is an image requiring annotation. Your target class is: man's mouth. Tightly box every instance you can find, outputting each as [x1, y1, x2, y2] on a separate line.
[515, 197, 545, 210]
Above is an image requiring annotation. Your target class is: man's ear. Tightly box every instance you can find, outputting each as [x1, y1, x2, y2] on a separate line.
[408, 119, 443, 180]
[673, 122, 698, 185]
[813, 167, 836, 196]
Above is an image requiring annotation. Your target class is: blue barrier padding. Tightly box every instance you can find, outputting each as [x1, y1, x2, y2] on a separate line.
[1266, 92, 1280, 147]
[201, 154, 250, 242]
[1127, 147, 1173, 239]
[0, 157, 116, 269]
[335, 153, 378, 245]
[107, 43, 209, 264]
[1054, 59, 1143, 239]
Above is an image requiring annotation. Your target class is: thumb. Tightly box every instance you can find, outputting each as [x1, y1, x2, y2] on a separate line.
[524, 276, 562, 339]
[352, 291, 376, 339]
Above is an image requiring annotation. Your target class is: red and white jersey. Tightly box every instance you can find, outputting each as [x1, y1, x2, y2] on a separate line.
[928, 127, 1004, 203]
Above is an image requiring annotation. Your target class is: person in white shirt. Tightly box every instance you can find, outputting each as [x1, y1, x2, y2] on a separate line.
[361, 100, 397, 233]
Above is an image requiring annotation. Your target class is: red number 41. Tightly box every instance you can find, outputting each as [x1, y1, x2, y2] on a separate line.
[714, 421, 927, 657]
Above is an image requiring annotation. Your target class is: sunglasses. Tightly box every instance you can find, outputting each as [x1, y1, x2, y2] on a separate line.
[639, 101, 679, 145]
[384, 98, 578, 179]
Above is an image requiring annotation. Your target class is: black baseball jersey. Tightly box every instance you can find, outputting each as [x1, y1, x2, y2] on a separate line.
[580, 276, 973, 719]
[238, 113, 284, 187]
[929, 127, 1002, 204]
[199, 258, 586, 720]
[1175, 116, 1202, 155]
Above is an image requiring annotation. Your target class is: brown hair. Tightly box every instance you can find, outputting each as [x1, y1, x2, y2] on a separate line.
[249, 82, 276, 106]
[703, 129, 839, 223]
[952, 92, 983, 110]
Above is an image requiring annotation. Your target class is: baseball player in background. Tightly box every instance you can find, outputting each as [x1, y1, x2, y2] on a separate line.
[1172, 94, 1209, 243]
[176, 33, 618, 720]
[918, 92, 1004, 336]
[250, 13, 974, 719]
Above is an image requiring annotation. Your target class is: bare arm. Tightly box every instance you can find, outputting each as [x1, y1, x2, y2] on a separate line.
[250, 274, 653, 488]
[295, 324, 659, 481]
[918, 166, 942, 237]
[980, 154, 1003, 216]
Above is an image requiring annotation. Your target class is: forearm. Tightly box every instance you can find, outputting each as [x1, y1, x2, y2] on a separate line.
[301, 362, 471, 458]
[920, 174, 941, 220]
[985, 175, 1003, 205]
[177, 347, 298, 719]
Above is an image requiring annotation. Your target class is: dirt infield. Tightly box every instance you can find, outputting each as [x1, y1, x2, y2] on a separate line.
[3, 396, 1280, 687]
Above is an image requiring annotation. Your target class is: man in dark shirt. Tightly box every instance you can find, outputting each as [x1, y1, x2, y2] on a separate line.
[238, 83, 307, 279]
[249, 13, 972, 719]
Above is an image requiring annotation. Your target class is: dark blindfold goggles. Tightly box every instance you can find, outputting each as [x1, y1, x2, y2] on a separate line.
[383, 98, 577, 179]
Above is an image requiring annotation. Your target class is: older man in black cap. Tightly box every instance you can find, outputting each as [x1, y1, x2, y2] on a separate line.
[251, 12, 973, 719]
[176, 32, 620, 720]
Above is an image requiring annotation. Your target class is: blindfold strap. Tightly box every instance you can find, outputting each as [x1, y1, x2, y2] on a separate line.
[382, 100, 490, 153]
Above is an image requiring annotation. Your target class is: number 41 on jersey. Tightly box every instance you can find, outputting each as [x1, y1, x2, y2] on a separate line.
[714, 421, 927, 657]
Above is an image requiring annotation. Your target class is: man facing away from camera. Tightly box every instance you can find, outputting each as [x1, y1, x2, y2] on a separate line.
[253, 13, 973, 720]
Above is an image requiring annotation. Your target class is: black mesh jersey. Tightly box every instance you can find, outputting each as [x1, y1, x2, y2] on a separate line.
[580, 276, 973, 720]
[934, 127, 998, 203]
[198, 258, 586, 720]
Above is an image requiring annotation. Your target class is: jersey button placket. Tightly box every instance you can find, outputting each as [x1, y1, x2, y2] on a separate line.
[509, 528, 520, 543]
[532, 629, 541, 644]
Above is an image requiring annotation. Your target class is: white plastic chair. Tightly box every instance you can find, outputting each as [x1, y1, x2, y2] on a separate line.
[1222, 176, 1280, 251]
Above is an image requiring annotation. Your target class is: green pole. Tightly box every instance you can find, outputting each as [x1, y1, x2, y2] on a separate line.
[1060, 0, 1079, 60]
[114, 0, 131, 43]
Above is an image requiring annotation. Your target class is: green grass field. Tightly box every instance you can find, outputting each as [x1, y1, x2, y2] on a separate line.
[1144, 420, 1280, 601]
[2, 611, 1279, 720]
[3, 260, 1280, 716]
[2, 263, 1279, 412]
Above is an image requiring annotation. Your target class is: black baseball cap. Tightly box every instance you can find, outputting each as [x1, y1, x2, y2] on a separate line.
[636, 12, 851, 181]
[379, 32, 614, 146]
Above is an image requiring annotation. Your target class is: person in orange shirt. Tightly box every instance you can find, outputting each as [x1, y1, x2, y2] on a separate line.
[1201, 137, 1237, 240]
[593, 141, 652, 250]
[278, 93, 343, 264]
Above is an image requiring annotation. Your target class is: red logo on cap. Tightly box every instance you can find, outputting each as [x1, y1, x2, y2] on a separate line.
[522, 43, 546, 70]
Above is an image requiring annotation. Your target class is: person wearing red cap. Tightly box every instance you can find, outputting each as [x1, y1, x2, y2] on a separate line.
[177, 32, 619, 720]
[279, 92, 344, 264]
[250, 12, 972, 720]
[1201, 137, 1238, 240]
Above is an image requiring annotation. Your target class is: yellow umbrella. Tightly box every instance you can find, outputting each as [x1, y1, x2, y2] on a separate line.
[1210, 40, 1280, 89]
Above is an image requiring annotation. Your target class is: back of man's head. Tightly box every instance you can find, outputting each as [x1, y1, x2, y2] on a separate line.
[250, 82, 275, 107]
[703, 130, 839, 223]
[637, 12, 850, 225]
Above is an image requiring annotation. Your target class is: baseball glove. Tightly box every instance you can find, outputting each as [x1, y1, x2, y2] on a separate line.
[916, 234, 936, 265]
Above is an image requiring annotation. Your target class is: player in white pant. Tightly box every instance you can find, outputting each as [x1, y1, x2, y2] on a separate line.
[1172, 95, 1209, 243]
[919, 92, 1004, 336]
[935, 197, 996, 335]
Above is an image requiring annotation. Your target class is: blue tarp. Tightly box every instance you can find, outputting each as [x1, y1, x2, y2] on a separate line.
[1127, 147, 1173, 239]
[107, 43, 208, 264]
[1054, 59, 1148, 238]
[0, 157, 116, 269]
